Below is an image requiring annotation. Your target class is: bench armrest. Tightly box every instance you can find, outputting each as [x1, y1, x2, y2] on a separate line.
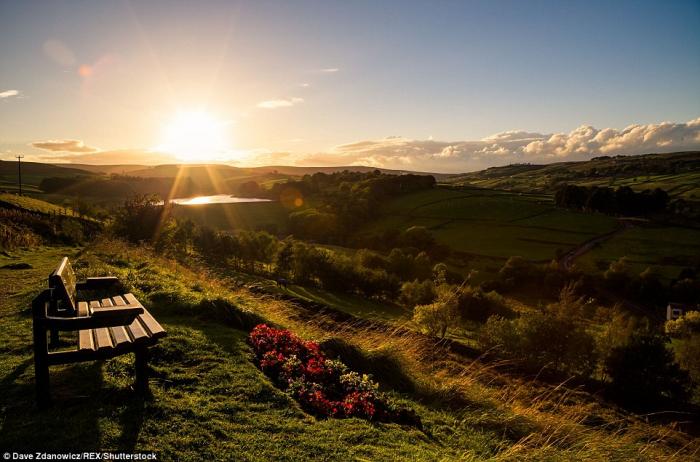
[39, 305, 143, 331]
[76, 277, 123, 291]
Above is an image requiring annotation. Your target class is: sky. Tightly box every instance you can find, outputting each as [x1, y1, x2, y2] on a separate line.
[1, 0, 699, 172]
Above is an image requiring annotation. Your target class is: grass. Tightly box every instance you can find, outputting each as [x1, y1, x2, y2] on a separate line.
[0, 192, 81, 216]
[575, 224, 700, 281]
[170, 201, 289, 232]
[1, 241, 697, 460]
[365, 187, 618, 261]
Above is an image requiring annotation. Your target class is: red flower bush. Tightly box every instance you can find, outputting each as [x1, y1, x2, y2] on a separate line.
[248, 324, 420, 427]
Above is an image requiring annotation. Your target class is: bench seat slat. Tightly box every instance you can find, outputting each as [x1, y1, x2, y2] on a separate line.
[137, 310, 166, 338]
[127, 317, 149, 342]
[78, 329, 94, 351]
[77, 301, 89, 318]
[110, 325, 131, 346]
[94, 327, 113, 350]
[112, 295, 127, 306]
[123, 293, 144, 308]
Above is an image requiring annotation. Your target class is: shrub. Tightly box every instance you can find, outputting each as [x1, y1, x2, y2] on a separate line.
[605, 333, 693, 409]
[399, 279, 436, 309]
[457, 285, 513, 323]
[480, 311, 598, 377]
[248, 325, 420, 427]
[412, 285, 459, 338]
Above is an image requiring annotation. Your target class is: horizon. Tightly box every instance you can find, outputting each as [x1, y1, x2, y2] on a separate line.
[1, 0, 699, 172]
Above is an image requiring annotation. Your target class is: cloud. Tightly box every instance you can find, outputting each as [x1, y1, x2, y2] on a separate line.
[318, 68, 339, 73]
[257, 97, 304, 109]
[38, 149, 176, 165]
[43, 39, 76, 67]
[31, 139, 99, 153]
[0, 90, 19, 99]
[296, 117, 700, 172]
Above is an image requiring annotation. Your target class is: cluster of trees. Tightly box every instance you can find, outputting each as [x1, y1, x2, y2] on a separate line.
[266, 171, 436, 245]
[490, 255, 700, 314]
[480, 284, 694, 408]
[111, 195, 448, 302]
[555, 184, 669, 215]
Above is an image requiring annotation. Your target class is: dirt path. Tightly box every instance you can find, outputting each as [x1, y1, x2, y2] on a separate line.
[560, 219, 633, 270]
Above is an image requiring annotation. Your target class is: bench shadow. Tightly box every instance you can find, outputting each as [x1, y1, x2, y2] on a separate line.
[0, 359, 147, 452]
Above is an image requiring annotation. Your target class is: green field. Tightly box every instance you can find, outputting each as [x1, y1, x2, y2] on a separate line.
[366, 187, 618, 261]
[444, 152, 700, 200]
[575, 171, 700, 201]
[576, 225, 700, 280]
[171, 201, 289, 232]
[0, 192, 80, 216]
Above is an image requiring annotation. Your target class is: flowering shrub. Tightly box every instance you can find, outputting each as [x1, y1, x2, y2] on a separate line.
[249, 324, 421, 427]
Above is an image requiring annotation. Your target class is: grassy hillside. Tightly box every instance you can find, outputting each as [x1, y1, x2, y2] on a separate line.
[447, 151, 700, 201]
[363, 187, 618, 261]
[1, 242, 696, 460]
[0, 161, 95, 193]
[171, 201, 289, 233]
[576, 224, 700, 280]
[0, 192, 81, 216]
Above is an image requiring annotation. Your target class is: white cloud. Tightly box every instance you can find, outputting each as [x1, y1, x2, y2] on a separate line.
[296, 117, 700, 172]
[257, 97, 304, 109]
[0, 90, 19, 99]
[319, 68, 339, 73]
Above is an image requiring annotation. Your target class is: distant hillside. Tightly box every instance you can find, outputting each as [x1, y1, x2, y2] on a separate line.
[56, 163, 149, 175]
[52, 162, 449, 179]
[445, 151, 700, 200]
[0, 160, 95, 193]
[248, 165, 454, 179]
[0, 160, 94, 178]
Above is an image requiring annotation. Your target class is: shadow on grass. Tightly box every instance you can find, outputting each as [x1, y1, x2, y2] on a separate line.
[0, 359, 147, 451]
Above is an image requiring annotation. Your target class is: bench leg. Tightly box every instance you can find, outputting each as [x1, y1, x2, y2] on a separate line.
[33, 331, 51, 409]
[134, 346, 149, 394]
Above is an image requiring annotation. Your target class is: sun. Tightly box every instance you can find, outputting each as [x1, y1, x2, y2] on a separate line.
[157, 110, 231, 162]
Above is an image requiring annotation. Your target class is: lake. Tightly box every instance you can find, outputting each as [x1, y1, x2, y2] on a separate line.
[169, 195, 272, 205]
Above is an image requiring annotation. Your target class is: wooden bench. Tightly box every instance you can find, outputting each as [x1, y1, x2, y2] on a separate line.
[32, 257, 166, 408]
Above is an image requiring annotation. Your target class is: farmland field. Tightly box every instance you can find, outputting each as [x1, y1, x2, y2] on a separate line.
[171, 200, 289, 232]
[575, 225, 700, 280]
[366, 187, 618, 261]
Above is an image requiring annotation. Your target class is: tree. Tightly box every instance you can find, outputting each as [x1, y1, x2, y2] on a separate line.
[605, 333, 693, 409]
[275, 240, 295, 278]
[399, 279, 436, 309]
[412, 284, 459, 338]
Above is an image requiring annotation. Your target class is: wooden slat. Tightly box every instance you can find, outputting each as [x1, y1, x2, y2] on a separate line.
[79, 329, 95, 351]
[89, 300, 101, 315]
[137, 309, 166, 338]
[77, 301, 89, 317]
[110, 325, 131, 346]
[126, 317, 149, 343]
[101, 298, 114, 307]
[94, 327, 113, 350]
[112, 295, 127, 306]
[122, 293, 144, 308]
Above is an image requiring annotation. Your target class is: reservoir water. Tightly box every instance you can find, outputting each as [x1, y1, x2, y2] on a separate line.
[169, 195, 272, 205]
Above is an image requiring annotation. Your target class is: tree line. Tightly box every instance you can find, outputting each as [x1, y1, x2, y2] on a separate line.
[555, 184, 669, 215]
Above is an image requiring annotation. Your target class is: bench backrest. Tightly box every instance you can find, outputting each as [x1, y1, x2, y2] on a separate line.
[48, 257, 77, 313]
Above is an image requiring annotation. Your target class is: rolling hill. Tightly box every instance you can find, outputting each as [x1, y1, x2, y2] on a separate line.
[445, 151, 700, 201]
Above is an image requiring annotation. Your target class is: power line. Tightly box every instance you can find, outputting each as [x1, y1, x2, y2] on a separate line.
[16, 154, 24, 196]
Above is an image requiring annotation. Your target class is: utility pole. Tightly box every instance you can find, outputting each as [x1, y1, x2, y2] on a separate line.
[16, 154, 24, 196]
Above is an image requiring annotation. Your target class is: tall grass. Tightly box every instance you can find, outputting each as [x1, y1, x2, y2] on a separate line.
[83, 238, 699, 460]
